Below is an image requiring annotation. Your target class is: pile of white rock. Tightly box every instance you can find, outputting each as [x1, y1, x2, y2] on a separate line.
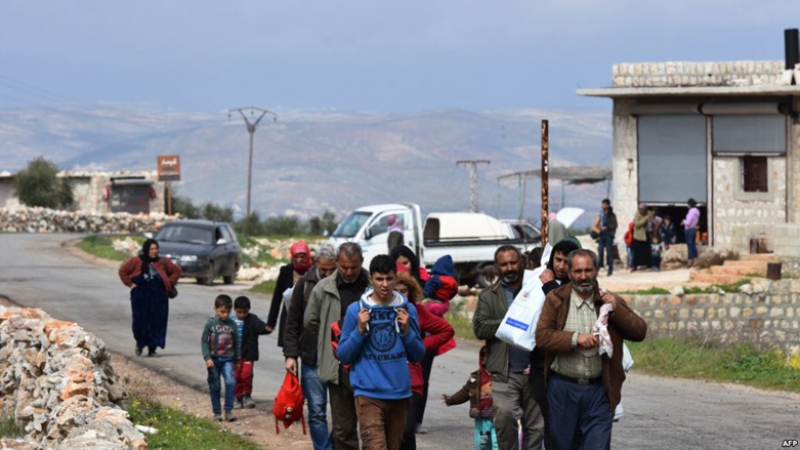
[0, 207, 174, 234]
[0, 307, 146, 450]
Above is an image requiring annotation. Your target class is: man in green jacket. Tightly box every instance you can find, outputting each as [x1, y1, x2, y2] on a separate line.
[304, 243, 369, 450]
[473, 245, 544, 449]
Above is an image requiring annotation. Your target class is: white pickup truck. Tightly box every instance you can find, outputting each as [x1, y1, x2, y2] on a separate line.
[329, 203, 539, 287]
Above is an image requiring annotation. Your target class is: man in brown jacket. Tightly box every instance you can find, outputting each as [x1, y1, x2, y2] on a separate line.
[535, 249, 646, 450]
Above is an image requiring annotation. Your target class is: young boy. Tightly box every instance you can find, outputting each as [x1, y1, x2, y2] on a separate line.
[202, 294, 240, 422]
[442, 346, 497, 450]
[336, 254, 426, 450]
[233, 296, 271, 409]
[651, 235, 663, 272]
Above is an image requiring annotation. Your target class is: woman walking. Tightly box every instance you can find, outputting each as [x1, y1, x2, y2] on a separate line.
[119, 239, 181, 356]
[631, 203, 653, 271]
[682, 198, 701, 267]
[267, 240, 312, 347]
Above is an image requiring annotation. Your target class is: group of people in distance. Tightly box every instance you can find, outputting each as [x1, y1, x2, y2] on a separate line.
[120, 233, 648, 450]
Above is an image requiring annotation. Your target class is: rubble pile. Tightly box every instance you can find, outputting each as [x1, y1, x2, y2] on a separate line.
[0, 307, 146, 450]
[0, 207, 173, 234]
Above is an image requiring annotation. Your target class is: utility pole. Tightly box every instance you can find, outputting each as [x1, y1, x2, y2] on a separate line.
[541, 120, 549, 245]
[228, 107, 277, 225]
[456, 160, 490, 213]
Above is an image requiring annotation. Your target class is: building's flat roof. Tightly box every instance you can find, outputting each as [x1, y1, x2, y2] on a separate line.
[577, 85, 800, 98]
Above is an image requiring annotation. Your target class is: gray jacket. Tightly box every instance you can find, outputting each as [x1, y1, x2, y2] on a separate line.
[303, 269, 369, 385]
[472, 281, 512, 383]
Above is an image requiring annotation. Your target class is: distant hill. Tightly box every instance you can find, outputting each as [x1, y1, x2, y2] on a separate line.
[0, 105, 612, 225]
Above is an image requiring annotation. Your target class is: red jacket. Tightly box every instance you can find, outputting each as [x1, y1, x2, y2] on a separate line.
[409, 304, 455, 396]
[119, 256, 182, 295]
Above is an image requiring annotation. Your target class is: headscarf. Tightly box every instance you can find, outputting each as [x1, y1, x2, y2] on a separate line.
[290, 240, 312, 275]
[139, 239, 160, 264]
[390, 245, 422, 285]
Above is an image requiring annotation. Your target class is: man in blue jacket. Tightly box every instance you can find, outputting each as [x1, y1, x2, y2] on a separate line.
[337, 254, 426, 450]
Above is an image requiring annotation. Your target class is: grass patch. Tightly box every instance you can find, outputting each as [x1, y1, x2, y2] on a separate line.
[618, 287, 670, 295]
[249, 279, 277, 294]
[628, 337, 800, 393]
[78, 235, 142, 262]
[0, 419, 24, 438]
[445, 312, 476, 341]
[684, 278, 751, 294]
[127, 396, 261, 450]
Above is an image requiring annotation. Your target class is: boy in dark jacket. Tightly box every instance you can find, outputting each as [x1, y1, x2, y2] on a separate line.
[202, 295, 240, 422]
[233, 296, 271, 409]
[442, 346, 497, 450]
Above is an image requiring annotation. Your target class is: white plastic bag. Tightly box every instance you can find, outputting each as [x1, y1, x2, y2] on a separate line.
[282, 286, 295, 313]
[495, 277, 546, 351]
[622, 343, 634, 372]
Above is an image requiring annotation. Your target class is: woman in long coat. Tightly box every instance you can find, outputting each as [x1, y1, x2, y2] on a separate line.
[119, 239, 182, 356]
[631, 203, 653, 271]
[267, 241, 312, 347]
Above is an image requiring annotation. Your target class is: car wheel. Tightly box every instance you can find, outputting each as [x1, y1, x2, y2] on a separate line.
[223, 275, 234, 285]
[196, 277, 209, 285]
[198, 263, 215, 286]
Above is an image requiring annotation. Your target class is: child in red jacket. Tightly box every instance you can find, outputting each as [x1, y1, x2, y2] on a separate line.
[422, 255, 458, 317]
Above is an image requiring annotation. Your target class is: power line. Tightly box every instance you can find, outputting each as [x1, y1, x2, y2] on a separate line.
[456, 160, 490, 213]
[228, 107, 278, 224]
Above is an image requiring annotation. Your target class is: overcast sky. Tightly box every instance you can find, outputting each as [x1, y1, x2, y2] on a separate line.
[0, 1, 796, 112]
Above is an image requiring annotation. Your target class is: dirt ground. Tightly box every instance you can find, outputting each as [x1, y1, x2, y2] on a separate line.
[112, 354, 311, 450]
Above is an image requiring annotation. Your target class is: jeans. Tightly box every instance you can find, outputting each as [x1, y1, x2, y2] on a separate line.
[597, 234, 614, 275]
[685, 228, 698, 260]
[302, 362, 332, 450]
[208, 357, 236, 414]
[547, 375, 612, 450]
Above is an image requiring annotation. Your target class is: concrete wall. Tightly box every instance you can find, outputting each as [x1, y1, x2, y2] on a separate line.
[611, 99, 638, 234]
[0, 171, 165, 215]
[612, 60, 787, 88]
[713, 157, 787, 248]
[625, 281, 800, 354]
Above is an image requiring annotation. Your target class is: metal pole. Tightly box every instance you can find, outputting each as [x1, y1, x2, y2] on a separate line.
[541, 120, 549, 245]
[456, 160, 490, 213]
[167, 182, 173, 216]
[246, 129, 254, 219]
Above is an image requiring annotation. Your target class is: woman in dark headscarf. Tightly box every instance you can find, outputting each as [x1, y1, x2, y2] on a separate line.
[267, 240, 313, 348]
[390, 245, 430, 286]
[119, 239, 182, 356]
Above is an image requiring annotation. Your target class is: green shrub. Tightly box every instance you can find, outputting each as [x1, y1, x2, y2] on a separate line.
[14, 157, 73, 209]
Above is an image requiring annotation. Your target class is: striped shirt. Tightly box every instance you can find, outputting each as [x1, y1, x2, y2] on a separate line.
[550, 289, 603, 380]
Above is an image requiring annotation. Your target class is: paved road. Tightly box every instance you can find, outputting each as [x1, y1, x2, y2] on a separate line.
[0, 234, 797, 450]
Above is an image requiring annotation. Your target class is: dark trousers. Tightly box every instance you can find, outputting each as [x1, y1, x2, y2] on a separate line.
[327, 367, 359, 450]
[400, 393, 424, 450]
[414, 350, 435, 426]
[546, 375, 613, 450]
[529, 355, 553, 449]
[597, 234, 614, 275]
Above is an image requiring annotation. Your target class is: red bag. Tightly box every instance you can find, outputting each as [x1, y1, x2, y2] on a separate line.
[330, 320, 351, 371]
[623, 222, 635, 247]
[272, 372, 306, 435]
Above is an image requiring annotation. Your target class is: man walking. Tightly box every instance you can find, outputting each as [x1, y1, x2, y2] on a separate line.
[284, 243, 338, 450]
[473, 245, 544, 449]
[536, 249, 647, 450]
[597, 199, 618, 276]
[304, 243, 370, 450]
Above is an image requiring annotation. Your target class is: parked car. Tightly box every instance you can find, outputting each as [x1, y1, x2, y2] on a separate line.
[148, 220, 241, 285]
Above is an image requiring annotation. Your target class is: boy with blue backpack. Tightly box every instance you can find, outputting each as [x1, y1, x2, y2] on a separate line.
[336, 254, 426, 450]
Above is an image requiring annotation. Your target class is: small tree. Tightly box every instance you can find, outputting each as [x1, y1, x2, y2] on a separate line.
[202, 202, 234, 223]
[14, 157, 73, 209]
[171, 195, 200, 218]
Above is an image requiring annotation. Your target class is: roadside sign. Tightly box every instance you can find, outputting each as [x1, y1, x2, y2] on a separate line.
[157, 155, 181, 182]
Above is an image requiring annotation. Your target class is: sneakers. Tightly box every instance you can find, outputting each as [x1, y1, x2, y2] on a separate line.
[213, 413, 223, 422]
[224, 411, 237, 422]
[415, 424, 428, 435]
[243, 395, 256, 409]
[234, 397, 244, 409]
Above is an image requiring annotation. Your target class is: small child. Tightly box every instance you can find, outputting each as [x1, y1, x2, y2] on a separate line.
[233, 296, 271, 409]
[442, 347, 497, 450]
[660, 215, 677, 249]
[202, 294, 240, 422]
[651, 236, 663, 272]
[422, 255, 458, 317]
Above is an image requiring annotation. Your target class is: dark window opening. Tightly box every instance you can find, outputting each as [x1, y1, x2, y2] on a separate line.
[741, 157, 768, 193]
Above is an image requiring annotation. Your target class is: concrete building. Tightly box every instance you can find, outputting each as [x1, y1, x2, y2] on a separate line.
[578, 31, 800, 258]
[0, 171, 166, 215]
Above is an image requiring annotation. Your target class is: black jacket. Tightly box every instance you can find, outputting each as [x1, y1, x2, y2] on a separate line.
[267, 264, 295, 348]
[240, 313, 270, 361]
[283, 267, 325, 364]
